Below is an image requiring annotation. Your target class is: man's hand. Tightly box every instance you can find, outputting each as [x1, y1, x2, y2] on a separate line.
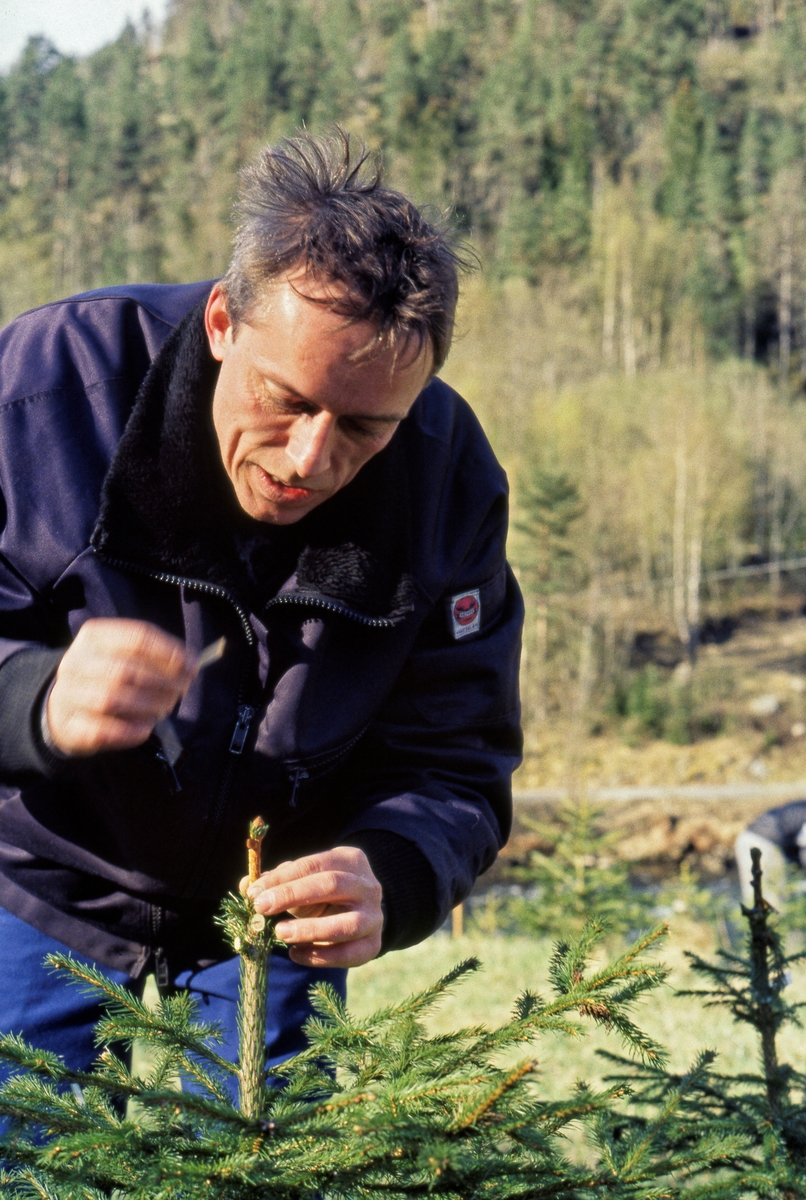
[46, 618, 195, 756]
[241, 847, 383, 968]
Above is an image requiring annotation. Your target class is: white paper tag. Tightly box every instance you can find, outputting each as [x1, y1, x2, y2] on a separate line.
[450, 589, 481, 639]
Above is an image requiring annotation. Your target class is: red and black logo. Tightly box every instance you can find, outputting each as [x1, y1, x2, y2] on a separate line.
[453, 594, 480, 626]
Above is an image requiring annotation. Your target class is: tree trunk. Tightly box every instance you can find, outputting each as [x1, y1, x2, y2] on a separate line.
[673, 438, 690, 651]
[770, 463, 784, 601]
[602, 244, 617, 366]
[534, 601, 548, 724]
[743, 296, 755, 360]
[753, 379, 770, 557]
[746, 847, 785, 1123]
[238, 937, 270, 1120]
[621, 251, 637, 377]
[686, 465, 704, 664]
[239, 820, 271, 1121]
[576, 572, 600, 718]
[649, 296, 663, 369]
[778, 217, 794, 388]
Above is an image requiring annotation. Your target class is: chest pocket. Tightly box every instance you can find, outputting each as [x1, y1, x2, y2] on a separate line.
[283, 725, 369, 807]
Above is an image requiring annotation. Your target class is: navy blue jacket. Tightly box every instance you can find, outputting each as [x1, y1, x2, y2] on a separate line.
[0, 283, 523, 978]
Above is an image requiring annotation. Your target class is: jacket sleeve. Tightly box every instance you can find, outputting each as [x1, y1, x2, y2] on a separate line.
[339, 492, 524, 951]
[0, 555, 69, 777]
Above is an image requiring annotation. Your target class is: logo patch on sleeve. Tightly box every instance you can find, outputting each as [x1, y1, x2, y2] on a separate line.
[450, 589, 481, 639]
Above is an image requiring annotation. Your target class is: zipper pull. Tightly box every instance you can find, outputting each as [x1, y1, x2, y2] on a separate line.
[156, 747, 181, 794]
[153, 946, 170, 992]
[229, 705, 256, 755]
[289, 766, 309, 808]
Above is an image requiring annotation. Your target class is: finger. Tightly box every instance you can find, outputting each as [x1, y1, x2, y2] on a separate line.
[48, 676, 182, 747]
[287, 934, 382, 969]
[57, 677, 183, 720]
[286, 902, 330, 920]
[274, 908, 381, 946]
[76, 619, 191, 676]
[237, 874, 323, 902]
[87, 681, 186, 721]
[52, 646, 191, 710]
[71, 653, 193, 700]
[252, 870, 380, 917]
[66, 631, 194, 706]
[53, 643, 192, 718]
[88, 717, 160, 751]
[247, 848, 373, 894]
[51, 713, 157, 756]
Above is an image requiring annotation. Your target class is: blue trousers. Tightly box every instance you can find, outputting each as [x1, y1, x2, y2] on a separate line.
[0, 908, 347, 1102]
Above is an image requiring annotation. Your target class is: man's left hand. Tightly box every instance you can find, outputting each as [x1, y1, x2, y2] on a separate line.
[240, 847, 383, 968]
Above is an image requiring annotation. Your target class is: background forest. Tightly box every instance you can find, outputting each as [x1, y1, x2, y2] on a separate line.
[4, 0, 806, 777]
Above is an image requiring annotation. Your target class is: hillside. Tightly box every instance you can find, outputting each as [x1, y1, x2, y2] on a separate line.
[3, 0, 806, 760]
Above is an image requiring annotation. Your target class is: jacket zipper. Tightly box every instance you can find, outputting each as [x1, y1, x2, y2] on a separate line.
[94, 553, 259, 759]
[151, 907, 169, 991]
[266, 592, 401, 628]
[155, 746, 181, 793]
[93, 554, 257, 646]
[229, 704, 256, 754]
[288, 767, 308, 808]
[94, 553, 384, 853]
[284, 724, 369, 807]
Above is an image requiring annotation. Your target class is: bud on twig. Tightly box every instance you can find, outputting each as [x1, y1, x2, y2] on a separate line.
[247, 817, 269, 885]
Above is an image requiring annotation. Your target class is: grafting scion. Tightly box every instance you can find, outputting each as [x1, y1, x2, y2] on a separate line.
[238, 816, 273, 1120]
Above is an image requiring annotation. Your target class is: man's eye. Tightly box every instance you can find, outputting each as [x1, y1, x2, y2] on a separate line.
[342, 419, 385, 440]
[278, 398, 306, 415]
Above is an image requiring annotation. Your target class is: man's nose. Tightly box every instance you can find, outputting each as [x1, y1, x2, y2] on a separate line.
[286, 411, 337, 478]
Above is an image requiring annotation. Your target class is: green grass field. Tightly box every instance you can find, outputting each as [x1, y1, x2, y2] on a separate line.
[136, 918, 806, 1112]
[345, 923, 806, 1100]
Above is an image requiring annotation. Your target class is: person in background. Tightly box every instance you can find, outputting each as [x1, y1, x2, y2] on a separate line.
[734, 800, 806, 910]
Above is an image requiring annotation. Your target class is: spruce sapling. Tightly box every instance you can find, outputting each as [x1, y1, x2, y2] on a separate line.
[478, 798, 653, 937]
[0, 825, 739, 1198]
[601, 847, 806, 1196]
[236, 816, 272, 1118]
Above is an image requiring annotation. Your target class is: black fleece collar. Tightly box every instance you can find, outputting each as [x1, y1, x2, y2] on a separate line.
[91, 303, 416, 622]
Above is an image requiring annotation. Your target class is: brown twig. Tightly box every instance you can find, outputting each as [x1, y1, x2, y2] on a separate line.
[239, 817, 271, 1120]
[247, 817, 268, 885]
[452, 1060, 536, 1130]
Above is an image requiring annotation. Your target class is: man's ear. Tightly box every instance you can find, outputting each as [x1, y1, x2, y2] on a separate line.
[205, 284, 233, 362]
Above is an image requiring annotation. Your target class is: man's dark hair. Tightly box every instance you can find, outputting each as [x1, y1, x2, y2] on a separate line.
[221, 129, 467, 373]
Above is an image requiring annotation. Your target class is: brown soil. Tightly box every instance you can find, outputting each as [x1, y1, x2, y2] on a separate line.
[497, 609, 806, 880]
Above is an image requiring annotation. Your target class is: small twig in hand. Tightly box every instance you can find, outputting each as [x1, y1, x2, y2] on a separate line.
[247, 817, 269, 886]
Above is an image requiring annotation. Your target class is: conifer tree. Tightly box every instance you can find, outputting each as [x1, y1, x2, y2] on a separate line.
[5, 0, 806, 359]
[0, 820, 738, 1198]
[485, 798, 654, 938]
[602, 847, 806, 1196]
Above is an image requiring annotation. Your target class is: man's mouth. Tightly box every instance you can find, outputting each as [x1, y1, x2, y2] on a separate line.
[253, 465, 317, 502]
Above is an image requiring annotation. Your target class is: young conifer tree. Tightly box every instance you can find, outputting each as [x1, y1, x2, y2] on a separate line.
[0, 821, 739, 1198]
[487, 799, 654, 938]
[602, 847, 806, 1197]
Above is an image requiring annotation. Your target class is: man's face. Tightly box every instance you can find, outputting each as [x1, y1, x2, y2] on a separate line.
[205, 273, 432, 525]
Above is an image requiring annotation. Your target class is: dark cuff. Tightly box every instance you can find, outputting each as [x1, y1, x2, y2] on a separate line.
[0, 647, 67, 777]
[343, 830, 438, 954]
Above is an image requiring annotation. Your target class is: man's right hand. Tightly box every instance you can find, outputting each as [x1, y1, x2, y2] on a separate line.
[46, 619, 194, 757]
